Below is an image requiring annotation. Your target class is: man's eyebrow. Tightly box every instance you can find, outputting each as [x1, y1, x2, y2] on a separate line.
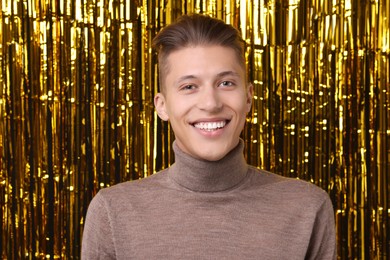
[176, 75, 197, 84]
[175, 71, 240, 85]
[216, 71, 240, 78]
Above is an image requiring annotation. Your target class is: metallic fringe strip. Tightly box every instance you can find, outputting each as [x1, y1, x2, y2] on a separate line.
[0, 0, 389, 259]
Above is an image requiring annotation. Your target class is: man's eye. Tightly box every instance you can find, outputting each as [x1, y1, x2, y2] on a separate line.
[220, 81, 234, 87]
[181, 84, 196, 90]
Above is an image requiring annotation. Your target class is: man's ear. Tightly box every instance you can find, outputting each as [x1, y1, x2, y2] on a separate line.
[154, 93, 169, 121]
[246, 83, 254, 112]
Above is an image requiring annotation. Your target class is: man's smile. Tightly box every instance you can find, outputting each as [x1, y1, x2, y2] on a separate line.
[192, 120, 230, 131]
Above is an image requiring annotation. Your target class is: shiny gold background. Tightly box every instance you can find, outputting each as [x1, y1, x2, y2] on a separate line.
[0, 0, 389, 259]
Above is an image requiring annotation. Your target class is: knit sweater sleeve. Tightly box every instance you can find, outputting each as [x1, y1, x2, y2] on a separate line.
[81, 192, 116, 259]
[305, 194, 337, 260]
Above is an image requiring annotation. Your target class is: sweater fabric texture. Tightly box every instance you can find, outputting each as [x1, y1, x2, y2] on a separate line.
[82, 140, 336, 259]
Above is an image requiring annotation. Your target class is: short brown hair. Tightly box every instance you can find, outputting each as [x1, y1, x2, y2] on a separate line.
[152, 14, 246, 91]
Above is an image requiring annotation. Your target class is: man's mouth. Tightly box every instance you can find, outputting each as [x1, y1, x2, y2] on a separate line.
[192, 120, 229, 131]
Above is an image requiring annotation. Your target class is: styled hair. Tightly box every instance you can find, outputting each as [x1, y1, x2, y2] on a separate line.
[152, 14, 246, 91]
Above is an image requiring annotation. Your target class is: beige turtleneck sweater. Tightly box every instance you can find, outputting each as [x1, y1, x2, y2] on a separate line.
[81, 140, 336, 259]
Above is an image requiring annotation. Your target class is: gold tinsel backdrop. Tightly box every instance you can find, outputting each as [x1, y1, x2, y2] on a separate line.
[0, 0, 389, 259]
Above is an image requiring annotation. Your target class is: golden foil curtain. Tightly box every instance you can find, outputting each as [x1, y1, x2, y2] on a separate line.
[0, 0, 389, 259]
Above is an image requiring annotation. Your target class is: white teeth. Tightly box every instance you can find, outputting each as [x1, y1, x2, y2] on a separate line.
[193, 121, 226, 131]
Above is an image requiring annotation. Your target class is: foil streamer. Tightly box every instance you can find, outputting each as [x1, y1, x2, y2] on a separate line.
[0, 0, 389, 259]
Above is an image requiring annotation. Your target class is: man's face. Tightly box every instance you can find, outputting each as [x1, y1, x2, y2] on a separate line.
[154, 45, 253, 161]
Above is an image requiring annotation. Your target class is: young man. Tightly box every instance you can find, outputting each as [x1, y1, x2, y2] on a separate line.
[82, 14, 336, 259]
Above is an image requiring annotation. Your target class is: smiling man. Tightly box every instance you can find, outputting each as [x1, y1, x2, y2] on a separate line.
[154, 44, 252, 161]
[82, 14, 336, 259]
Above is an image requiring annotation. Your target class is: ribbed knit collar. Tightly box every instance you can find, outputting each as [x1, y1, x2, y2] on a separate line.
[169, 139, 248, 192]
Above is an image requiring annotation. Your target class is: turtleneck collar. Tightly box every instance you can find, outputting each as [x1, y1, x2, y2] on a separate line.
[168, 139, 248, 192]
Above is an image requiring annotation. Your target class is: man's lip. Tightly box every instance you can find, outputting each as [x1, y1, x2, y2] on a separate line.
[189, 119, 231, 130]
[189, 118, 231, 125]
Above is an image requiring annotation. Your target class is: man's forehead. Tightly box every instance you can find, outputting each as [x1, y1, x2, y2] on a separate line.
[166, 47, 242, 69]
[159, 45, 246, 90]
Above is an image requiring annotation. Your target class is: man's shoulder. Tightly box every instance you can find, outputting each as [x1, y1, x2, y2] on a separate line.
[247, 166, 330, 202]
[96, 168, 170, 201]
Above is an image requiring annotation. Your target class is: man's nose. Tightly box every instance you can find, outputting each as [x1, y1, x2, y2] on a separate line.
[196, 87, 223, 112]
